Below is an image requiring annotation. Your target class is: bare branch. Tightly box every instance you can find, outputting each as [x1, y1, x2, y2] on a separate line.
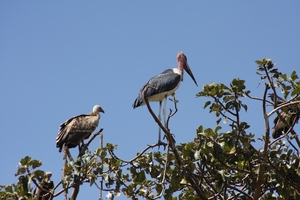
[108, 142, 162, 165]
[253, 84, 269, 200]
[99, 130, 103, 200]
[79, 128, 104, 157]
[214, 96, 237, 117]
[267, 101, 300, 117]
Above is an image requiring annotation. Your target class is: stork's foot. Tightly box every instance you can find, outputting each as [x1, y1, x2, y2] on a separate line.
[163, 133, 176, 144]
[157, 140, 167, 150]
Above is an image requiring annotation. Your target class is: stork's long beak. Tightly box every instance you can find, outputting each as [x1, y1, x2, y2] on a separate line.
[184, 62, 198, 87]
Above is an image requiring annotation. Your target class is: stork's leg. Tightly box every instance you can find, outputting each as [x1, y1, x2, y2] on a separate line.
[158, 101, 162, 143]
[163, 95, 167, 127]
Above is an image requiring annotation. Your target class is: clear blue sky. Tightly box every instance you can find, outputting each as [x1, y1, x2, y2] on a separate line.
[1, 1, 299, 199]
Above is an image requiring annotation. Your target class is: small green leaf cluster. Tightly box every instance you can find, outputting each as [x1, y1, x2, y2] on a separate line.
[197, 79, 249, 125]
[256, 58, 300, 99]
[0, 156, 43, 200]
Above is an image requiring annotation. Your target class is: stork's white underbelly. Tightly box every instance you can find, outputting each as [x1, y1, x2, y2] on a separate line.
[144, 81, 181, 103]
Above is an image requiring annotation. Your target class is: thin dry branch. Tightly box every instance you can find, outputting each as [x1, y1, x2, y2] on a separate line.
[253, 84, 269, 200]
[214, 96, 237, 117]
[246, 93, 274, 105]
[267, 101, 300, 117]
[99, 131, 103, 200]
[108, 142, 163, 167]
[79, 128, 104, 157]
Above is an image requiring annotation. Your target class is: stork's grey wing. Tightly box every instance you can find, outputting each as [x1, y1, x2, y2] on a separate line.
[133, 69, 180, 108]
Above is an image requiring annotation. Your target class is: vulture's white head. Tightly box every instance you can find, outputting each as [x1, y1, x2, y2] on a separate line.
[93, 105, 105, 114]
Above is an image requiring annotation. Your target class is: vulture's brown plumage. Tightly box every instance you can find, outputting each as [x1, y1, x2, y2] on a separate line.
[269, 94, 299, 138]
[56, 105, 104, 152]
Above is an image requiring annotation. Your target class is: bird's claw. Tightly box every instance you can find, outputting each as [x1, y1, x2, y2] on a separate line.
[157, 140, 167, 150]
[163, 133, 176, 144]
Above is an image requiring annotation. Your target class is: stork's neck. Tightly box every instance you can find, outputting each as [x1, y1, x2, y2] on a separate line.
[177, 60, 184, 75]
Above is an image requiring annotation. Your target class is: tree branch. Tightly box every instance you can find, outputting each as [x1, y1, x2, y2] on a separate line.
[79, 128, 103, 157]
[143, 86, 208, 200]
[253, 84, 269, 200]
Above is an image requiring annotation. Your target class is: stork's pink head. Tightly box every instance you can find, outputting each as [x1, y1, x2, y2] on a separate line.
[177, 52, 198, 86]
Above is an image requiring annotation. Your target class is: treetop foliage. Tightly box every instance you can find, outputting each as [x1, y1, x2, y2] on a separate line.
[1, 58, 300, 200]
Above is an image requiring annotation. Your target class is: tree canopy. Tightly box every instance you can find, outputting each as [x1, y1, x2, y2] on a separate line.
[1, 58, 300, 200]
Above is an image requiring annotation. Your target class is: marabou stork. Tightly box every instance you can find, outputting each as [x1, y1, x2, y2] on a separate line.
[56, 105, 104, 152]
[268, 94, 300, 138]
[133, 52, 198, 143]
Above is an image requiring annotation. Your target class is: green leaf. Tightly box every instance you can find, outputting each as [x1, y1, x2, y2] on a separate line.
[19, 156, 31, 166]
[281, 73, 287, 81]
[15, 167, 26, 176]
[216, 117, 222, 125]
[204, 101, 211, 109]
[30, 159, 42, 169]
[215, 126, 222, 133]
[197, 125, 203, 134]
[194, 150, 201, 160]
[291, 88, 300, 97]
[291, 71, 298, 81]
[32, 170, 45, 179]
[228, 146, 236, 154]
[241, 103, 248, 112]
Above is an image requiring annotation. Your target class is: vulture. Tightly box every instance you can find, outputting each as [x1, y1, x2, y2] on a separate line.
[268, 94, 300, 138]
[56, 105, 104, 152]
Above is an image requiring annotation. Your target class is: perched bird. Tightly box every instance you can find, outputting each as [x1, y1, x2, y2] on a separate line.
[56, 105, 104, 152]
[268, 94, 299, 138]
[133, 52, 198, 142]
[34, 171, 54, 200]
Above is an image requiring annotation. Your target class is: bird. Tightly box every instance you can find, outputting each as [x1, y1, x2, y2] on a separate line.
[56, 105, 104, 152]
[34, 171, 54, 200]
[133, 52, 198, 143]
[268, 93, 299, 138]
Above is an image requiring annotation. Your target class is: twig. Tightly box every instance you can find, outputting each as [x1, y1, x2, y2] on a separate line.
[214, 96, 237, 117]
[108, 142, 163, 165]
[79, 128, 103, 157]
[167, 96, 178, 123]
[53, 183, 77, 197]
[53, 180, 62, 191]
[267, 101, 300, 117]
[217, 110, 238, 124]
